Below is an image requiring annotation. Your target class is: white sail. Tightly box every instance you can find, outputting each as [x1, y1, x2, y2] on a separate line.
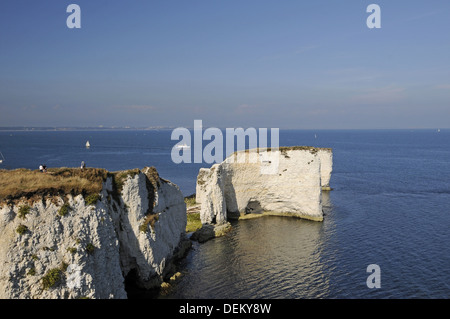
[86, 141, 90, 148]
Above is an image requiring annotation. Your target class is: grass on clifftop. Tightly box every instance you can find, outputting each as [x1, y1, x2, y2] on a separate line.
[184, 195, 196, 207]
[186, 213, 202, 233]
[0, 167, 108, 204]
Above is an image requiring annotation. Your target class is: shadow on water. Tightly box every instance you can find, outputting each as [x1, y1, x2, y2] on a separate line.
[163, 203, 336, 299]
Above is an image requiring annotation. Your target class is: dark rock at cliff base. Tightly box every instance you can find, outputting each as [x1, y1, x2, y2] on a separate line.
[191, 222, 232, 243]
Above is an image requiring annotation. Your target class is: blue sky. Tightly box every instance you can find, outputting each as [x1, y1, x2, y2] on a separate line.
[1, 0, 449, 129]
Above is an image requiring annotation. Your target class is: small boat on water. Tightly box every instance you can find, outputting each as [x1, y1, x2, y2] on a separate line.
[0, 151, 5, 164]
[86, 141, 91, 148]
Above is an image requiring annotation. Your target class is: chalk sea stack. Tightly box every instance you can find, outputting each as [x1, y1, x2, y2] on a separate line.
[196, 146, 333, 224]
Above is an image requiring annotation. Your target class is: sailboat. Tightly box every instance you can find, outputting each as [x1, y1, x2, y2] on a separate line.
[0, 151, 5, 164]
[86, 141, 91, 149]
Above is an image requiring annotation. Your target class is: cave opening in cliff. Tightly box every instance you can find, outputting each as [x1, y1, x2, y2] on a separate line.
[245, 200, 263, 214]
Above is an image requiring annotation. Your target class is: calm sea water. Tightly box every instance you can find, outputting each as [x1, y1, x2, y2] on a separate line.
[1, 129, 449, 298]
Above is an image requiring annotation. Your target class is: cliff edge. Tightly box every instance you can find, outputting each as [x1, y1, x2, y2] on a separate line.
[0, 167, 189, 299]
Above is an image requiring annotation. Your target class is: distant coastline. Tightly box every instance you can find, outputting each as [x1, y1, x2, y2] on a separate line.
[0, 126, 176, 132]
[0, 127, 447, 132]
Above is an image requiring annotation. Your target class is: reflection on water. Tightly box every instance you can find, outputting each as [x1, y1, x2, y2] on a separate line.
[165, 203, 336, 299]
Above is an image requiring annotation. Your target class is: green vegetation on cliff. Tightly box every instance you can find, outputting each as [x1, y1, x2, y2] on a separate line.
[0, 167, 109, 204]
[186, 213, 202, 233]
[0, 167, 162, 208]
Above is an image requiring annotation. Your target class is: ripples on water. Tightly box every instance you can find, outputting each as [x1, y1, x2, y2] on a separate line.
[169, 217, 329, 299]
[168, 193, 449, 299]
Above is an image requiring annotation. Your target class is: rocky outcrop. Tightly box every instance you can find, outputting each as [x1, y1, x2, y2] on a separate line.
[190, 223, 232, 243]
[0, 167, 189, 299]
[317, 148, 333, 191]
[196, 147, 332, 224]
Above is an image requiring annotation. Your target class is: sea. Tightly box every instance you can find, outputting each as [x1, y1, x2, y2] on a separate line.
[0, 129, 449, 299]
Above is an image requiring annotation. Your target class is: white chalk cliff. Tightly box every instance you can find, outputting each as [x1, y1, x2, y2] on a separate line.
[0, 167, 189, 299]
[196, 147, 332, 224]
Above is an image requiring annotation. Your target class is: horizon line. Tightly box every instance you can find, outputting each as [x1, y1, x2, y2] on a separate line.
[0, 126, 447, 132]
